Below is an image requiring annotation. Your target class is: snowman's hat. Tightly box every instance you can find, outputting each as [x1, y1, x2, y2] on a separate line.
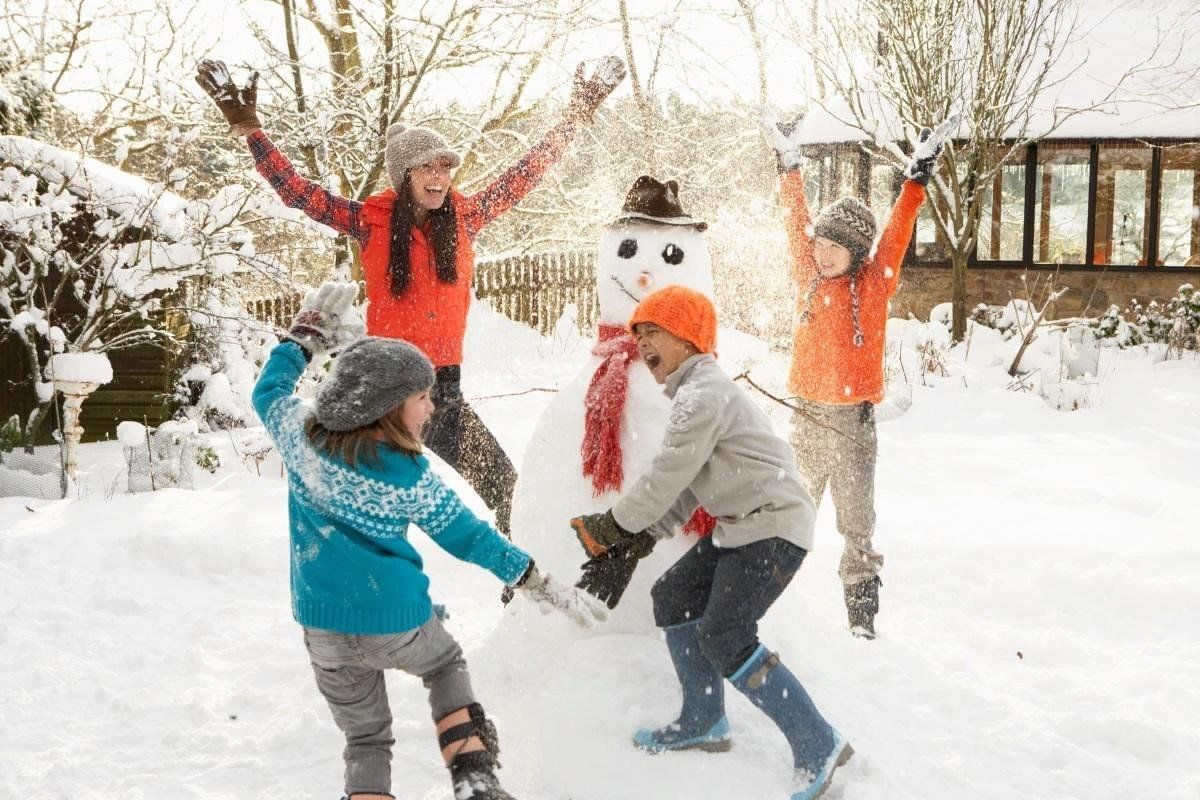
[611, 176, 708, 231]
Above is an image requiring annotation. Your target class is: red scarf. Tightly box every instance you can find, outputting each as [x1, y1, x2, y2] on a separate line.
[580, 323, 715, 537]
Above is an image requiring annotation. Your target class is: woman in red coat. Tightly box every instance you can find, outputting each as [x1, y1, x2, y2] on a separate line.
[198, 57, 625, 539]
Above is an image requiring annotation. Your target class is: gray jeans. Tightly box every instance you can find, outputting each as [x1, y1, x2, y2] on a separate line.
[789, 399, 883, 586]
[303, 617, 475, 796]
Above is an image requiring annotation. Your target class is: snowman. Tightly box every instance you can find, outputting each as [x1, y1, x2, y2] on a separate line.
[508, 176, 716, 631]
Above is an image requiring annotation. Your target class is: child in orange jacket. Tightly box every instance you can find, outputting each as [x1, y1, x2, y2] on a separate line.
[764, 115, 951, 638]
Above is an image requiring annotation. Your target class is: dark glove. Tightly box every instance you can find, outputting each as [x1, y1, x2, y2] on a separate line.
[570, 509, 634, 558]
[575, 532, 655, 610]
[564, 56, 626, 124]
[195, 59, 263, 137]
[904, 114, 959, 186]
[903, 126, 941, 186]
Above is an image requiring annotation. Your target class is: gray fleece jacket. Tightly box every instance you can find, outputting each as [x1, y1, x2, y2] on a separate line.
[612, 354, 816, 552]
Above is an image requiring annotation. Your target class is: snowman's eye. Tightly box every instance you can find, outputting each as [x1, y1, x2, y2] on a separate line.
[662, 244, 685, 265]
[618, 239, 638, 258]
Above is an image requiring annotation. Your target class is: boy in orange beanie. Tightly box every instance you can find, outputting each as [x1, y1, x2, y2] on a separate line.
[568, 286, 853, 800]
[763, 113, 953, 639]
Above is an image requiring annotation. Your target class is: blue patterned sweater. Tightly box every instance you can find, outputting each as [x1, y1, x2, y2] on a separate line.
[252, 341, 532, 634]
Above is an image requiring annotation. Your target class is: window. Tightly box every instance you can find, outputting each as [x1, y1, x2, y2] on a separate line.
[868, 162, 899, 231]
[977, 147, 1027, 262]
[1092, 144, 1152, 265]
[1034, 144, 1091, 264]
[1159, 144, 1200, 267]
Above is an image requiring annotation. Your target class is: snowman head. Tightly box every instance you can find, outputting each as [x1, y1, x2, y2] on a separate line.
[596, 177, 714, 327]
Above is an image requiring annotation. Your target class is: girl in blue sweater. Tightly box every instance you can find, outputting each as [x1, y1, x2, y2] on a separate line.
[252, 283, 602, 800]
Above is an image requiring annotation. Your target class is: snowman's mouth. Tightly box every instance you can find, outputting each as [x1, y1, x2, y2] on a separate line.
[609, 275, 641, 303]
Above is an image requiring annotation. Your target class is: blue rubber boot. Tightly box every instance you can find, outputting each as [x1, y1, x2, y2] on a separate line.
[633, 621, 732, 753]
[730, 645, 853, 800]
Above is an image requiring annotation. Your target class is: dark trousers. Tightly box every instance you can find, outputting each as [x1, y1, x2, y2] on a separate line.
[651, 536, 807, 677]
[424, 366, 517, 534]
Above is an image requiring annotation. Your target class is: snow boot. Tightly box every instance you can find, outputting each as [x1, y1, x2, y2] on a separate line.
[730, 645, 852, 800]
[844, 575, 881, 639]
[633, 620, 732, 753]
[441, 704, 516, 800]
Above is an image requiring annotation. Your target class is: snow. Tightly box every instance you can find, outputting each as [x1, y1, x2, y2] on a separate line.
[3, 301, 1199, 800]
[0, 135, 188, 235]
[48, 351, 113, 385]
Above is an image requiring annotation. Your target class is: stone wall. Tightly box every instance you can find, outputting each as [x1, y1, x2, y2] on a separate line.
[892, 265, 1198, 321]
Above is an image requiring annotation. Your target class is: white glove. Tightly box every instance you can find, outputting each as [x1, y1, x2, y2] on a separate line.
[517, 564, 608, 629]
[286, 281, 364, 356]
[761, 109, 809, 173]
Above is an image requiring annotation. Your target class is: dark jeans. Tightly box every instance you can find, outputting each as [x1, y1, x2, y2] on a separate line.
[651, 536, 807, 677]
[424, 366, 517, 535]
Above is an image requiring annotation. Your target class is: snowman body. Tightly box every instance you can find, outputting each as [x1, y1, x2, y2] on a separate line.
[508, 221, 715, 631]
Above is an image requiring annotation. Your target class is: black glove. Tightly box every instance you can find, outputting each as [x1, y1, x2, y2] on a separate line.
[904, 126, 943, 186]
[575, 531, 655, 610]
[570, 509, 633, 558]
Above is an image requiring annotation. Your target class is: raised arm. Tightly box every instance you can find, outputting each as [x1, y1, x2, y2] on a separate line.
[763, 111, 818, 285]
[873, 180, 926, 295]
[196, 60, 368, 243]
[459, 57, 626, 236]
[875, 118, 954, 294]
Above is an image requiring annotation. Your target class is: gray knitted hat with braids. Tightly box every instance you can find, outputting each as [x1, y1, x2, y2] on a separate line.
[812, 197, 876, 267]
[316, 337, 435, 432]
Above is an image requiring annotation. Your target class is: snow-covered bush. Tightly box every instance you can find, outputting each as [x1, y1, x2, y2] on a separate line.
[0, 413, 20, 460]
[0, 48, 49, 136]
[1097, 304, 1142, 347]
[1131, 284, 1200, 355]
[194, 445, 221, 474]
[172, 284, 280, 431]
[0, 134, 283, 448]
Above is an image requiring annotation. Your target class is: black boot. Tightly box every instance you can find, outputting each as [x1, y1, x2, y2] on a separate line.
[844, 576, 881, 639]
[440, 704, 516, 800]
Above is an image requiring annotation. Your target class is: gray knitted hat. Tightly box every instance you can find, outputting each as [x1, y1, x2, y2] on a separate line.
[813, 197, 876, 265]
[315, 337, 435, 432]
[385, 123, 462, 189]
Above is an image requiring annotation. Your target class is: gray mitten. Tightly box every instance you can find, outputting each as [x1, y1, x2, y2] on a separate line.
[762, 110, 810, 173]
[285, 282, 364, 357]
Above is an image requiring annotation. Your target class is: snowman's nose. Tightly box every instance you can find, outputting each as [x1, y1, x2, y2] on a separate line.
[636, 272, 655, 290]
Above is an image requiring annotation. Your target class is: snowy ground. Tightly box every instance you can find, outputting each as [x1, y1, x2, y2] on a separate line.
[3, 304, 1199, 800]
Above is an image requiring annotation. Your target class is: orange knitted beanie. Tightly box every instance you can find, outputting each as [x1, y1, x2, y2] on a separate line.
[628, 285, 717, 354]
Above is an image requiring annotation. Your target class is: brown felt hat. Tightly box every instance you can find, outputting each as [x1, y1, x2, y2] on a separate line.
[611, 175, 707, 231]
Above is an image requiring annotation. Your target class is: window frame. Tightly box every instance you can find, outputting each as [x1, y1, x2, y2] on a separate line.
[816, 137, 1200, 272]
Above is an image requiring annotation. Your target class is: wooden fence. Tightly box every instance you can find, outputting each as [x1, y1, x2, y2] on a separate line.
[474, 250, 598, 335]
[243, 251, 600, 336]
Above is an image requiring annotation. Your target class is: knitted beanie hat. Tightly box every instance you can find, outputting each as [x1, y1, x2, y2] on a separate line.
[316, 337, 435, 432]
[385, 123, 462, 189]
[628, 285, 718, 354]
[812, 197, 876, 266]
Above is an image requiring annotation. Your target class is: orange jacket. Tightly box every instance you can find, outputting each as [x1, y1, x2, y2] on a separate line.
[782, 172, 925, 404]
[360, 120, 578, 367]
